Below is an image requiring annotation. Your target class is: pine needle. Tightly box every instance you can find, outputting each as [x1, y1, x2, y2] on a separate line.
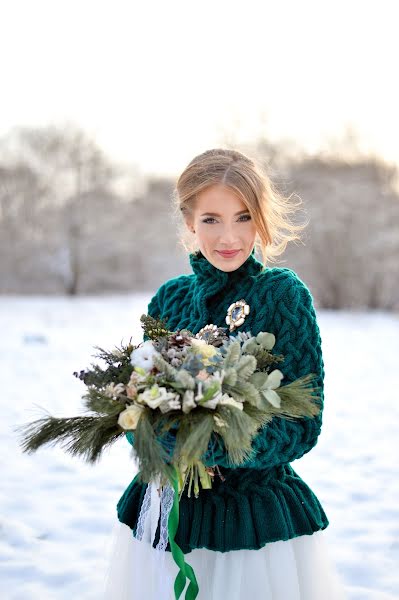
[15, 406, 123, 464]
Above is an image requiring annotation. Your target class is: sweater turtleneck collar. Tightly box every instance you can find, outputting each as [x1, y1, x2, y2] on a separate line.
[187, 248, 264, 333]
[189, 248, 264, 286]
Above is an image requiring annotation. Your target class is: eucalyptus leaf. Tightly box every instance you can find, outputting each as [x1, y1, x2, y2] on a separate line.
[241, 338, 258, 354]
[256, 332, 276, 350]
[261, 388, 282, 408]
[249, 371, 269, 389]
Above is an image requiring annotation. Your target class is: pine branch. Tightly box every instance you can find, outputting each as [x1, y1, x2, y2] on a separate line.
[15, 405, 124, 464]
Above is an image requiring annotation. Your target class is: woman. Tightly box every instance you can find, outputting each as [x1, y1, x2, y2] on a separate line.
[103, 148, 347, 599]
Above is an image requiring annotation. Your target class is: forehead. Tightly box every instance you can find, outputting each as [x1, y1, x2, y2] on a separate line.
[195, 184, 247, 213]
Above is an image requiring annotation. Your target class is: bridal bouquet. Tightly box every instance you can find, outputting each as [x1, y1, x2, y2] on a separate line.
[17, 314, 321, 497]
[17, 314, 322, 600]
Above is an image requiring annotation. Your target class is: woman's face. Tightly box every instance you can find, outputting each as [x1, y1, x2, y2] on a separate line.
[186, 183, 257, 272]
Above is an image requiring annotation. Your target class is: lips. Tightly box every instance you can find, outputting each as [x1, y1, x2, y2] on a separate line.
[217, 250, 240, 258]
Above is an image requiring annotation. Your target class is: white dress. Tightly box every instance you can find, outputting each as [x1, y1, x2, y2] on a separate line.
[101, 481, 348, 600]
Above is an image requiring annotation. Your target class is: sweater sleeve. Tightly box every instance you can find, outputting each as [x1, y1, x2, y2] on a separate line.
[201, 273, 325, 469]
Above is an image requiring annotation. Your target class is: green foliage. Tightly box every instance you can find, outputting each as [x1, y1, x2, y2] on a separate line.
[153, 354, 180, 380]
[256, 332, 276, 350]
[274, 375, 321, 417]
[73, 342, 134, 388]
[216, 405, 259, 465]
[82, 389, 124, 414]
[16, 405, 123, 464]
[225, 380, 261, 407]
[223, 340, 241, 368]
[235, 355, 257, 380]
[223, 367, 237, 386]
[140, 313, 171, 340]
[133, 409, 174, 484]
[175, 410, 214, 463]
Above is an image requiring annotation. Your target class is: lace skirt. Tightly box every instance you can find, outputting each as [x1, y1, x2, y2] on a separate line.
[101, 482, 348, 600]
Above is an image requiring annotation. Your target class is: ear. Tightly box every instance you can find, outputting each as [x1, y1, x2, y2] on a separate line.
[183, 215, 195, 234]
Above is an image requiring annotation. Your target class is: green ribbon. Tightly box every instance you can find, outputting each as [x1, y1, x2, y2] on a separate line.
[167, 466, 199, 599]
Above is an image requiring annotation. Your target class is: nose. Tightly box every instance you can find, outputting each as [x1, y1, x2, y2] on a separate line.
[219, 223, 239, 246]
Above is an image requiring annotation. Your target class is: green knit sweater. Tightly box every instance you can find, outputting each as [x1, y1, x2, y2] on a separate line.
[117, 249, 329, 553]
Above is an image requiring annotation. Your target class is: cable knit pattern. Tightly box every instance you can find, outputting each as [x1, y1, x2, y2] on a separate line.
[118, 249, 329, 553]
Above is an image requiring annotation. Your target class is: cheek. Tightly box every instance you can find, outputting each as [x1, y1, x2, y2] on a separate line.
[196, 223, 217, 239]
[240, 222, 257, 239]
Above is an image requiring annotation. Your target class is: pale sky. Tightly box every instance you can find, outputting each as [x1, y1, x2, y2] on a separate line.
[1, 0, 398, 176]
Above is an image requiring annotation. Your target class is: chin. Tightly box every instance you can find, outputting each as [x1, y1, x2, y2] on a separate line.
[212, 252, 246, 271]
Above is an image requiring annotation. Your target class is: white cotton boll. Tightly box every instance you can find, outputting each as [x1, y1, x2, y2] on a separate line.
[130, 341, 160, 371]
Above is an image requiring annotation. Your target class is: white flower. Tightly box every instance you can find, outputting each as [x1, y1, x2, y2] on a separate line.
[139, 385, 181, 413]
[195, 378, 224, 410]
[201, 391, 222, 409]
[130, 340, 160, 372]
[118, 404, 145, 430]
[182, 390, 197, 414]
[159, 396, 181, 413]
[104, 382, 125, 399]
[219, 393, 244, 411]
[261, 369, 284, 408]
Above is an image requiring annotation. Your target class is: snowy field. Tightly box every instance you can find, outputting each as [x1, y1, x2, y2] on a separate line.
[0, 295, 398, 600]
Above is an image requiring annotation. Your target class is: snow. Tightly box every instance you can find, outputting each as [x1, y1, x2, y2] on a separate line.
[1, 295, 398, 599]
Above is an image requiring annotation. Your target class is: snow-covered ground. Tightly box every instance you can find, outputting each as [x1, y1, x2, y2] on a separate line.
[0, 295, 398, 600]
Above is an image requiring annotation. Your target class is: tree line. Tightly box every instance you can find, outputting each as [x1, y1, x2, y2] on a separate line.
[0, 124, 398, 310]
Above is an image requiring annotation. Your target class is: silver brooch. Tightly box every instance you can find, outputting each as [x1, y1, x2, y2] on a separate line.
[225, 299, 250, 331]
[195, 324, 221, 342]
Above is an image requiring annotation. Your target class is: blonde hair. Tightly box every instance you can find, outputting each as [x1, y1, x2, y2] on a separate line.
[173, 148, 307, 268]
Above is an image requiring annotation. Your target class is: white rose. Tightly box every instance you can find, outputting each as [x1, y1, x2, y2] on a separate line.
[118, 404, 145, 430]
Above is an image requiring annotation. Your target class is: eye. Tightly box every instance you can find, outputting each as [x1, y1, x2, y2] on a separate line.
[201, 214, 251, 224]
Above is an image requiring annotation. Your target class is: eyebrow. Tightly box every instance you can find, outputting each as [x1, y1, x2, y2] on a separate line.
[200, 210, 250, 217]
